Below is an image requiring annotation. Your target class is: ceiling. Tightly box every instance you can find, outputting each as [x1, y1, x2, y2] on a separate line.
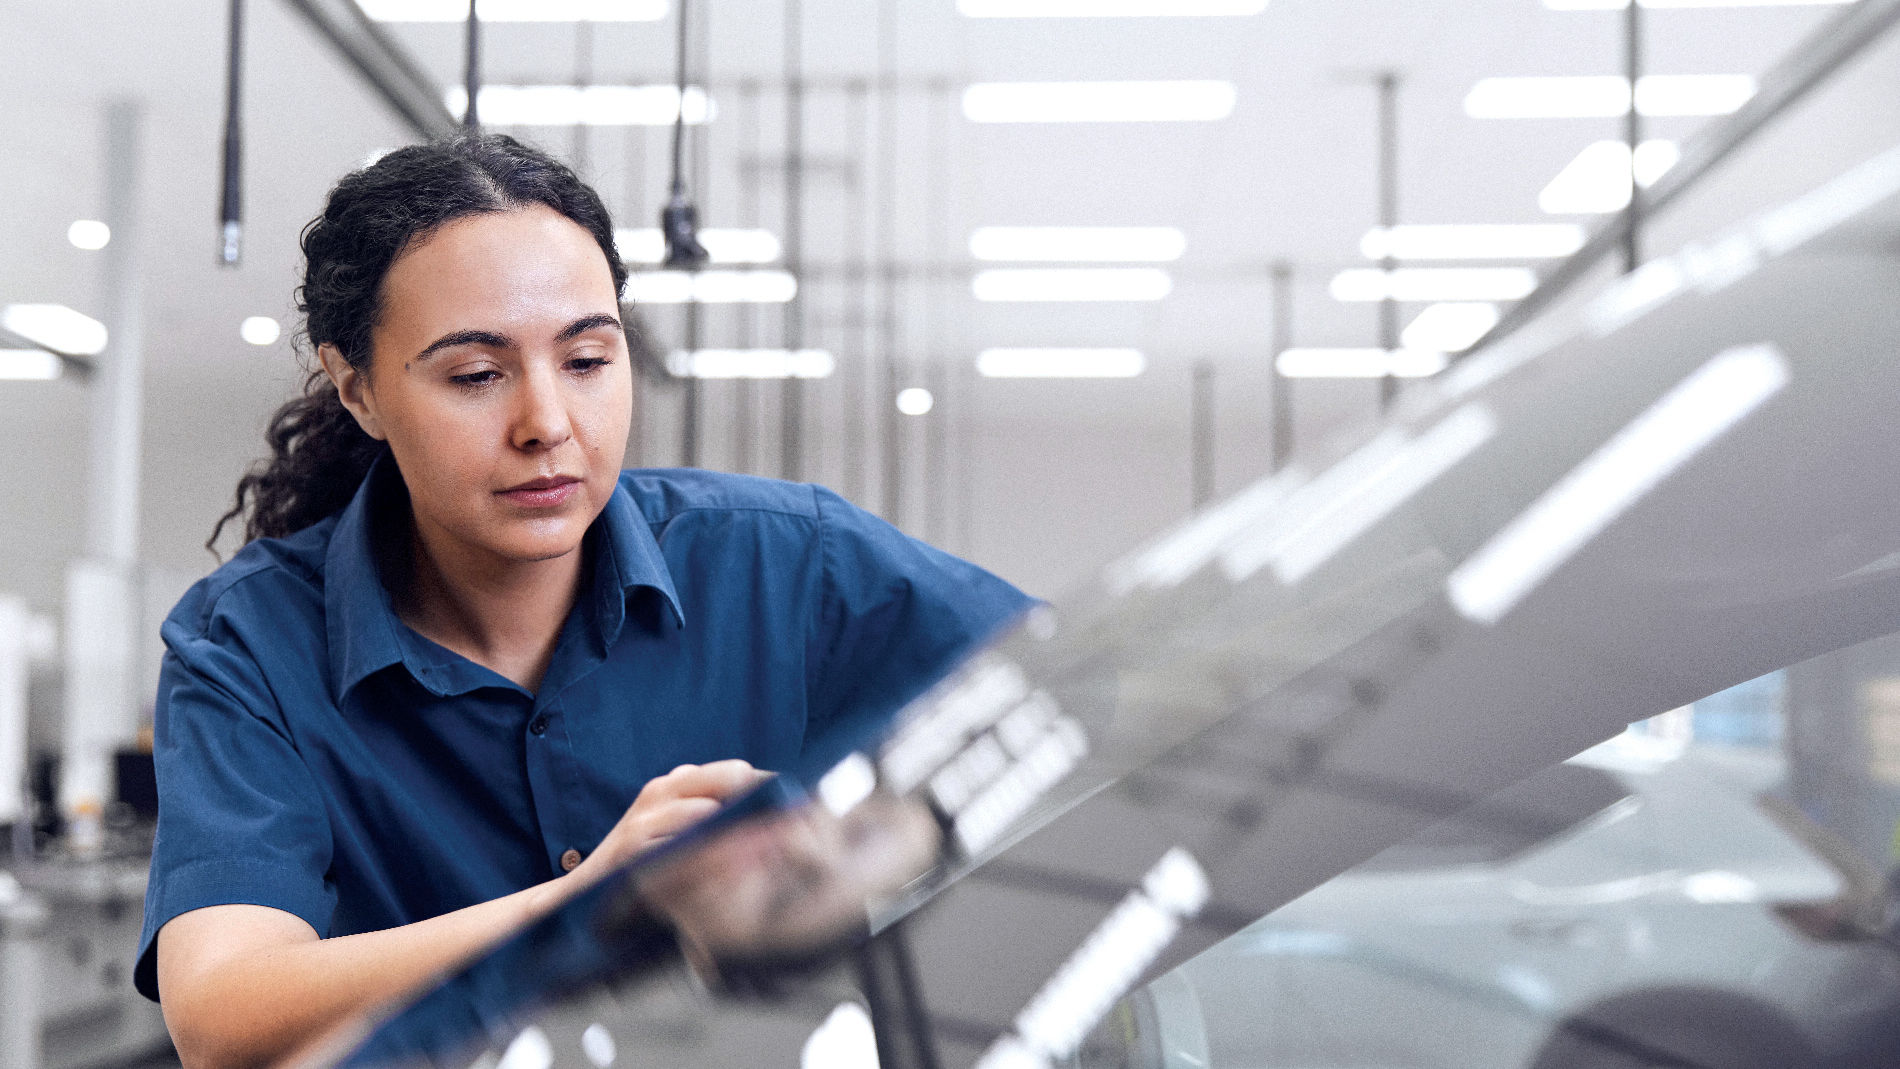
[0, 0, 1847, 598]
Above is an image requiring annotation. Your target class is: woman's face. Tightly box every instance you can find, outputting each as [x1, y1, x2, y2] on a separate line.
[329, 204, 633, 571]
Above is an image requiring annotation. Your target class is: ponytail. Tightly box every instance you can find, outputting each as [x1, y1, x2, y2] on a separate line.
[208, 372, 386, 552]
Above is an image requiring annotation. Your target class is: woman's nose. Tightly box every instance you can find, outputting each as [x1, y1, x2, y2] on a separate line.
[511, 366, 573, 451]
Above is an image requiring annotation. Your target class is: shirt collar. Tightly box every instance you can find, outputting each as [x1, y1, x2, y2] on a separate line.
[324, 455, 685, 701]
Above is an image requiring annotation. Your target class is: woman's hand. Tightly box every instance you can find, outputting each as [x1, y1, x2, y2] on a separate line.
[567, 760, 771, 889]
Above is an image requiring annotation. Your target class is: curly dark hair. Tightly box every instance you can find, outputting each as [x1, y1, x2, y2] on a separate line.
[208, 133, 629, 551]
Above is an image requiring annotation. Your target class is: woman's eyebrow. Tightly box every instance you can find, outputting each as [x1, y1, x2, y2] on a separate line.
[556, 312, 624, 342]
[415, 328, 512, 361]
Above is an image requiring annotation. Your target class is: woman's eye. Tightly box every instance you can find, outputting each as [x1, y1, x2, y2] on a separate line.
[568, 356, 611, 374]
[449, 369, 501, 388]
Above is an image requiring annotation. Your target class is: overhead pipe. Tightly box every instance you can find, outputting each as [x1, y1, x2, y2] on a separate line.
[278, 0, 458, 138]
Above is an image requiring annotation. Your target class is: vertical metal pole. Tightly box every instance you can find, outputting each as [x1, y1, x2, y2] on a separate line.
[923, 81, 950, 543]
[876, 0, 903, 525]
[1269, 261, 1295, 472]
[463, 0, 481, 129]
[218, 0, 244, 266]
[570, 20, 593, 173]
[736, 81, 762, 476]
[1190, 361, 1215, 512]
[62, 101, 146, 851]
[1375, 71, 1400, 413]
[1623, 0, 1644, 274]
[780, 0, 806, 482]
[854, 924, 943, 1069]
[681, 300, 701, 467]
[840, 81, 871, 504]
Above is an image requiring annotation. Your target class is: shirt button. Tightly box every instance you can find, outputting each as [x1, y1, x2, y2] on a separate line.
[529, 715, 550, 736]
[560, 848, 583, 872]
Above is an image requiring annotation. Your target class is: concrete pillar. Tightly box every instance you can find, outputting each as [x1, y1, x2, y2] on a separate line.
[60, 99, 147, 850]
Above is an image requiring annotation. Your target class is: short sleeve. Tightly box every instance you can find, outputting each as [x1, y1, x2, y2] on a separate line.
[134, 618, 338, 1003]
[802, 486, 1036, 766]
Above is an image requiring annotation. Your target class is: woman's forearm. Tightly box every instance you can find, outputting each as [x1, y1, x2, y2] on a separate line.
[159, 876, 582, 1069]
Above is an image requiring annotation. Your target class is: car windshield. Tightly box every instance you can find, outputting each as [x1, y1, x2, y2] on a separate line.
[315, 22, 1900, 1063]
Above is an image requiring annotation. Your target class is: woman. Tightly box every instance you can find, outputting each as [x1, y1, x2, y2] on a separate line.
[135, 134, 1029, 1069]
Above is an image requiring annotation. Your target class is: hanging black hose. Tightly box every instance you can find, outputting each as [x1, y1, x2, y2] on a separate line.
[218, 0, 244, 266]
[661, 0, 710, 269]
[464, 0, 481, 129]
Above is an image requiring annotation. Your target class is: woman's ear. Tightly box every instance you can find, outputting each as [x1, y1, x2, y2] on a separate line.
[319, 343, 386, 442]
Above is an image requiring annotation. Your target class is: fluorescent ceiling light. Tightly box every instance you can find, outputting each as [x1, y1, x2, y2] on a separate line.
[357, 0, 666, 20]
[1402, 302, 1500, 353]
[1275, 349, 1448, 378]
[963, 81, 1236, 123]
[240, 316, 282, 346]
[1540, 139, 1680, 214]
[0, 350, 61, 381]
[1447, 343, 1789, 624]
[67, 220, 110, 251]
[1464, 74, 1754, 118]
[1546, 0, 1851, 8]
[969, 227, 1186, 262]
[977, 348, 1146, 378]
[896, 387, 935, 415]
[445, 85, 712, 127]
[959, 0, 1268, 14]
[665, 349, 834, 379]
[617, 228, 780, 264]
[972, 268, 1172, 302]
[1329, 268, 1537, 303]
[1, 304, 107, 355]
[1360, 224, 1586, 260]
[626, 270, 796, 304]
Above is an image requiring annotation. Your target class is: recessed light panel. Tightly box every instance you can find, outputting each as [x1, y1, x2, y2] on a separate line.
[358, 0, 666, 20]
[617, 228, 780, 264]
[67, 220, 111, 251]
[972, 268, 1173, 302]
[445, 85, 712, 127]
[963, 82, 1236, 123]
[896, 388, 935, 415]
[1401, 303, 1500, 353]
[1360, 224, 1586, 260]
[626, 270, 797, 304]
[1, 304, 107, 355]
[976, 348, 1146, 378]
[0, 350, 62, 381]
[665, 349, 833, 378]
[1329, 268, 1537, 303]
[1540, 140, 1681, 214]
[240, 316, 282, 346]
[1465, 74, 1754, 118]
[1546, 0, 1851, 9]
[970, 227, 1186, 262]
[958, 0, 1268, 14]
[1275, 349, 1449, 378]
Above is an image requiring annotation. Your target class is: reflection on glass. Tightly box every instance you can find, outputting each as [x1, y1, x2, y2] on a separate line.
[639, 789, 943, 977]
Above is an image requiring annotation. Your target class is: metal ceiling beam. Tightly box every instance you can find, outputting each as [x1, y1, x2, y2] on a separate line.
[1475, 0, 1900, 353]
[279, 0, 458, 141]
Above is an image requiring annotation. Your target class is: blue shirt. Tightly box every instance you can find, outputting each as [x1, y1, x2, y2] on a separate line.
[134, 459, 1031, 1001]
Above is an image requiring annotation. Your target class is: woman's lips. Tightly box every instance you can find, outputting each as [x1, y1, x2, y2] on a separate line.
[497, 478, 580, 508]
